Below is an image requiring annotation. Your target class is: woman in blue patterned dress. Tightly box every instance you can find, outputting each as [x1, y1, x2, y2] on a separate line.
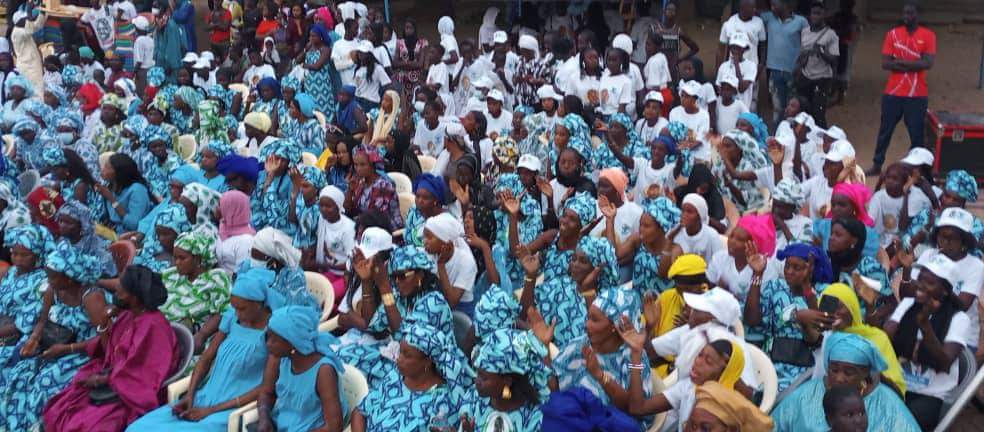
[128, 268, 274, 431]
[279, 76, 301, 138]
[198, 139, 233, 192]
[133, 204, 191, 273]
[141, 126, 185, 200]
[712, 129, 771, 214]
[289, 165, 327, 249]
[593, 113, 646, 174]
[43, 147, 106, 224]
[494, 172, 542, 288]
[247, 77, 285, 136]
[55, 201, 116, 278]
[902, 169, 984, 249]
[12, 117, 45, 170]
[303, 24, 337, 122]
[337, 245, 453, 386]
[170, 86, 204, 135]
[610, 197, 680, 297]
[0, 225, 53, 366]
[547, 113, 593, 174]
[0, 242, 103, 431]
[404, 173, 448, 248]
[508, 191, 595, 285]
[352, 322, 473, 432]
[255, 306, 346, 432]
[288, 93, 327, 155]
[253, 138, 301, 235]
[744, 243, 834, 391]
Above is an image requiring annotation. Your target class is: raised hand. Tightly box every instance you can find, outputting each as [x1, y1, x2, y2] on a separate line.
[598, 195, 617, 219]
[499, 190, 521, 216]
[537, 177, 553, 198]
[616, 315, 646, 354]
[520, 252, 540, 277]
[745, 241, 767, 274]
[582, 344, 604, 380]
[527, 306, 556, 347]
[767, 138, 784, 165]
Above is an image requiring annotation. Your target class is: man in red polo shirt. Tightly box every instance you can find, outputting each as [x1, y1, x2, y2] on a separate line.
[867, 1, 936, 176]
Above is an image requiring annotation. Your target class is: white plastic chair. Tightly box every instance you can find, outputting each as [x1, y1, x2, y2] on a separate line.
[398, 193, 414, 221]
[301, 151, 319, 167]
[647, 372, 669, 432]
[304, 271, 335, 322]
[177, 135, 197, 162]
[389, 172, 413, 194]
[229, 83, 250, 103]
[746, 344, 779, 413]
[418, 155, 437, 172]
[936, 348, 984, 431]
[314, 111, 327, 130]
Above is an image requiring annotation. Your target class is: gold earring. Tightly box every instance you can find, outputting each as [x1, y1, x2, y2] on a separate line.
[859, 381, 867, 394]
[502, 385, 512, 400]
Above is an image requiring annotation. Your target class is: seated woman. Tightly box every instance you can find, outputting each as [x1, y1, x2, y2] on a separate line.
[197, 139, 233, 192]
[352, 322, 474, 431]
[545, 148, 596, 221]
[423, 213, 478, 313]
[673, 164, 727, 234]
[886, 254, 973, 431]
[289, 165, 328, 249]
[0, 243, 104, 430]
[772, 332, 919, 432]
[813, 182, 880, 258]
[461, 325, 554, 432]
[592, 113, 647, 173]
[551, 285, 652, 418]
[494, 172, 543, 288]
[772, 179, 814, 250]
[903, 169, 983, 249]
[96, 153, 153, 234]
[821, 218, 892, 325]
[288, 93, 327, 155]
[344, 145, 403, 228]
[706, 214, 781, 318]
[594, 169, 642, 281]
[132, 204, 192, 273]
[254, 138, 302, 236]
[216, 190, 256, 274]
[160, 231, 231, 350]
[405, 173, 448, 248]
[44, 147, 105, 224]
[255, 306, 345, 432]
[336, 245, 453, 385]
[653, 254, 712, 341]
[309, 186, 355, 308]
[670, 193, 724, 263]
[139, 126, 185, 201]
[688, 382, 773, 431]
[744, 243, 835, 391]
[129, 268, 274, 430]
[0, 225, 52, 367]
[509, 191, 596, 287]
[712, 129, 771, 214]
[55, 201, 116, 278]
[249, 227, 319, 311]
[43, 265, 177, 431]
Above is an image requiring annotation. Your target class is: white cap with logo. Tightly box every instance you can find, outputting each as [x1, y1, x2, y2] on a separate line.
[517, 154, 542, 172]
[682, 287, 741, 328]
[357, 227, 394, 259]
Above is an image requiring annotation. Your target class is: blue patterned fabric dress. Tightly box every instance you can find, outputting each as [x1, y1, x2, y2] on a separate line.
[358, 366, 467, 432]
[0, 268, 47, 366]
[293, 195, 321, 249]
[59, 178, 106, 223]
[303, 49, 337, 122]
[251, 171, 296, 236]
[403, 207, 426, 248]
[553, 335, 653, 408]
[128, 311, 268, 431]
[0, 288, 98, 430]
[758, 279, 813, 392]
[632, 246, 672, 296]
[290, 118, 326, 156]
[460, 394, 543, 432]
[495, 199, 543, 287]
[265, 266, 320, 312]
[541, 236, 575, 285]
[535, 276, 588, 348]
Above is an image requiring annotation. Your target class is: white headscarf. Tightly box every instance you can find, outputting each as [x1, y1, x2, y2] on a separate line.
[479, 8, 499, 46]
[253, 227, 302, 268]
[114, 78, 137, 108]
[424, 213, 468, 250]
[315, 186, 347, 265]
[518, 34, 539, 59]
[683, 193, 709, 225]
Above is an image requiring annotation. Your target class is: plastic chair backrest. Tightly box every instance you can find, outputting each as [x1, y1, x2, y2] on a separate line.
[177, 135, 197, 162]
[340, 364, 369, 426]
[304, 271, 335, 321]
[108, 240, 137, 274]
[451, 311, 472, 352]
[166, 322, 194, 386]
[389, 172, 413, 194]
[747, 344, 779, 413]
[945, 347, 977, 406]
[418, 155, 437, 172]
[398, 193, 413, 221]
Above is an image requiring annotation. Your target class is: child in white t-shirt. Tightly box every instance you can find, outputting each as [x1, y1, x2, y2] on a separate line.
[868, 163, 933, 248]
[598, 49, 634, 117]
[132, 16, 155, 71]
[643, 32, 672, 90]
[671, 193, 724, 263]
[413, 101, 447, 157]
[714, 75, 749, 135]
[669, 81, 712, 163]
[635, 91, 669, 145]
[717, 33, 758, 109]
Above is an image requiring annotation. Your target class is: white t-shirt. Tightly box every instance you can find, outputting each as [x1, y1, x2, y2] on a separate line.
[243, 64, 276, 88]
[590, 201, 643, 243]
[913, 250, 984, 347]
[695, 82, 718, 110]
[597, 73, 634, 116]
[82, 61, 106, 83]
[331, 39, 360, 86]
[706, 250, 781, 305]
[715, 99, 749, 135]
[673, 225, 724, 264]
[554, 57, 580, 90]
[435, 246, 479, 303]
[565, 74, 602, 107]
[133, 35, 155, 69]
[717, 58, 758, 108]
[801, 175, 833, 219]
[867, 188, 933, 248]
[549, 179, 572, 214]
[644, 53, 672, 89]
[413, 119, 446, 158]
[776, 214, 814, 251]
[668, 106, 712, 162]
[627, 63, 646, 93]
[484, 109, 513, 137]
[82, 7, 116, 50]
[890, 297, 972, 400]
[216, 233, 254, 274]
[354, 65, 391, 103]
[372, 45, 392, 68]
[635, 117, 669, 146]
[317, 217, 356, 274]
[630, 157, 677, 203]
[719, 14, 767, 65]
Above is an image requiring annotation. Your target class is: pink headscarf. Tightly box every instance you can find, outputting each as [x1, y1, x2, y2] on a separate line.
[599, 168, 629, 201]
[736, 214, 776, 257]
[828, 183, 874, 227]
[316, 6, 335, 28]
[218, 190, 256, 240]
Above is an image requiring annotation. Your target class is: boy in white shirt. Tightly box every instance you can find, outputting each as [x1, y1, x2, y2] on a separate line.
[132, 16, 155, 73]
[868, 163, 933, 248]
[484, 89, 512, 139]
[672, 193, 724, 263]
[669, 81, 712, 163]
[597, 48, 634, 117]
[426, 44, 454, 117]
[635, 91, 669, 145]
[714, 74, 749, 134]
[643, 32, 672, 91]
[716, 33, 757, 109]
[413, 101, 447, 157]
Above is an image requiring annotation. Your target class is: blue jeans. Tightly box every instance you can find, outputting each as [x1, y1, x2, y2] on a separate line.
[873, 94, 928, 167]
[769, 69, 795, 124]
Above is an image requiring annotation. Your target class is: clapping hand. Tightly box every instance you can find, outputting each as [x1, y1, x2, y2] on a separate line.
[527, 306, 556, 347]
[616, 315, 647, 354]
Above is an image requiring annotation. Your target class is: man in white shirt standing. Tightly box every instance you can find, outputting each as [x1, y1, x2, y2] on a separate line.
[718, 0, 767, 68]
[717, 33, 758, 109]
[132, 16, 154, 85]
[331, 19, 361, 86]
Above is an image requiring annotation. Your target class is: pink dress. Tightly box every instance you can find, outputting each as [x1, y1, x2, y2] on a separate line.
[43, 310, 177, 432]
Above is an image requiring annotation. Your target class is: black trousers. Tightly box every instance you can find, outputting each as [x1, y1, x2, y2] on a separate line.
[795, 77, 832, 129]
[905, 392, 943, 431]
[873, 94, 928, 167]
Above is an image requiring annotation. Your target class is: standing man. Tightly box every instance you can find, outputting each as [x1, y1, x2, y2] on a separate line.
[761, 0, 808, 124]
[868, 2, 936, 176]
[796, 2, 839, 128]
[718, 0, 766, 111]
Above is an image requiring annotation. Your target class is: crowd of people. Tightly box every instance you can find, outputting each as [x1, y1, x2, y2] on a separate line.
[0, 0, 976, 430]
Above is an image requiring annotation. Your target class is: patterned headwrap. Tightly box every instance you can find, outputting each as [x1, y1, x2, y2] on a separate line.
[123, 114, 149, 136]
[403, 322, 475, 392]
[4, 74, 34, 97]
[269, 306, 343, 363]
[54, 112, 84, 132]
[181, 183, 222, 228]
[474, 328, 550, 397]
[141, 124, 172, 147]
[474, 287, 520, 341]
[175, 86, 204, 108]
[201, 139, 234, 159]
[562, 192, 597, 228]
[197, 99, 227, 141]
[171, 164, 207, 186]
[945, 170, 978, 202]
[724, 129, 770, 170]
[641, 197, 681, 233]
[42, 147, 67, 167]
[22, 99, 51, 124]
[62, 65, 83, 87]
[100, 93, 125, 111]
[387, 245, 436, 275]
[577, 236, 619, 290]
[294, 93, 316, 118]
[56, 201, 95, 240]
[149, 92, 170, 113]
[13, 118, 39, 136]
[823, 332, 888, 374]
[4, 224, 55, 264]
[354, 144, 384, 168]
[45, 82, 69, 106]
[665, 121, 688, 143]
[280, 75, 301, 92]
[147, 66, 166, 87]
[155, 203, 192, 233]
[261, 138, 302, 167]
[173, 231, 218, 267]
[777, 243, 834, 284]
[494, 172, 524, 197]
[513, 105, 534, 117]
[493, 135, 519, 168]
[609, 113, 645, 157]
[772, 178, 805, 209]
[46, 241, 103, 284]
[560, 114, 592, 168]
[737, 112, 769, 148]
[592, 283, 642, 330]
[299, 165, 327, 190]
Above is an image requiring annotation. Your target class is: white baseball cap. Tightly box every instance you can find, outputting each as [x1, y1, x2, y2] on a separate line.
[193, 57, 211, 69]
[612, 33, 633, 53]
[916, 253, 959, 289]
[821, 125, 847, 141]
[493, 31, 508, 44]
[182, 52, 199, 63]
[716, 73, 739, 89]
[678, 80, 702, 97]
[473, 76, 493, 90]
[936, 207, 974, 233]
[200, 51, 215, 62]
[683, 287, 741, 328]
[644, 90, 664, 104]
[537, 85, 562, 101]
[824, 139, 856, 163]
[728, 32, 751, 49]
[517, 154, 542, 172]
[357, 227, 393, 259]
[901, 147, 934, 167]
[133, 16, 150, 31]
[486, 89, 505, 102]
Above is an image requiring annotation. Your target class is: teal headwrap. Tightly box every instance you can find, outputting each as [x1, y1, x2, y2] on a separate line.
[474, 287, 520, 341]
[147, 67, 166, 87]
[4, 224, 55, 264]
[299, 165, 327, 190]
[474, 329, 550, 398]
[946, 170, 978, 202]
[269, 306, 343, 361]
[202, 139, 234, 159]
[171, 164, 207, 186]
[562, 192, 597, 228]
[231, 267, 276, 302]
[387, 245, 436, 275]
[824, 332, 888, 374]
[404, 322, 475, 391]
[577, 236, 618, 290]
[46, 241, 103, 284]
[641, 197, 681, 233]
[155, 203, 192, 233]
[592, 284, 642, 330]
[260, 138, 302, 166]
[141, 124, 172, 147]
[42, 147, 67, 167]
[175, 86, 204, 108]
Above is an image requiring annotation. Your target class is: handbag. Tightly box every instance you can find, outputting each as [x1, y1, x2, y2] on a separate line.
[39, 321, 76, 353]
[770, 336, 815, 367]
[0, 315, 19, 346]
[88, 384, 120, 405]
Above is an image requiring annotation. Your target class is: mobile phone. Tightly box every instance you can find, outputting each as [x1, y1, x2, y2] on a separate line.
[819, 295, 840, 315]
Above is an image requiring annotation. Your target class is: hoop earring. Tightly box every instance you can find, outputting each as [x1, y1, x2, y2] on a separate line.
[502, 385, 512, 400]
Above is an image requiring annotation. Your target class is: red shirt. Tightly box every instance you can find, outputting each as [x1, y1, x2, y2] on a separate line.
[881, 25, 936, 97]
[208, 10, 233, 44]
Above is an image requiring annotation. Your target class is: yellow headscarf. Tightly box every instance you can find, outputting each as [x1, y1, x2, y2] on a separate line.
[694, 381, 774, 431]
[820, 283, 906, 395]
[668, 253, 707, 278]
[718, 340, 745, 390]
[657, 254, 709, 337]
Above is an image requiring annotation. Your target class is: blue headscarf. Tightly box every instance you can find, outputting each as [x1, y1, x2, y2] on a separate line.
[54, 111, 84, 132]
[592, 284, 642, 330]
[256, 77, 282, 99]
[413, 173, 448, 206]
[474, 328, 550, 398]
[13, 117, 39, 136]
[201, 139, 234, 160]
[336, 85, 359, 133]
[561, 114, 592, 168]
[171, 164, 207, 186]
[823, 332, 888, 374]
[665, 121, 688, 143]
[155, 203, 192, 233]
[124, 114, 149, 136]
[777, 243, 834, 284]
[22, 99, 51, 124]
[42, 147, 67, 167]
[578, 236, 619, 290]
[45, 82, 69, 106]
[653, 134, 678, 160]
[147, 66, 166, 87]
[280, 75, 301, 92]
[562, 192, 597, 228]
[269, 306, 343, 363]
[299, 165, 327, 190]
[294, 92, 316, 118]
[474, 287, 520, 341]
[5, 74, 34, 97]
[514, 105, 534, 117]
[494, 172, 524, 197]
[175, 86, 204, 108]
[946, 170, 978, 202]
[217, 155, 261, 182]
[609, 113, 644, 157]
[641, 197, 681, 233]
[62, 65, 83, 87]
[4, 224, 55, 264]
[737, 112, 769, 149]
[46, 241, 103, 284]
[232, 267, 276, 302]
[310, 23, 333, 45]
[403, 322, 475, 391]
[141, 124, 172, 147]
[387, 245, 436, 275]
[261, 138, 302, 167]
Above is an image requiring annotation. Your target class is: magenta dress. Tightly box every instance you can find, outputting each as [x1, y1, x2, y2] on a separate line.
[43, 310, 177, 432]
